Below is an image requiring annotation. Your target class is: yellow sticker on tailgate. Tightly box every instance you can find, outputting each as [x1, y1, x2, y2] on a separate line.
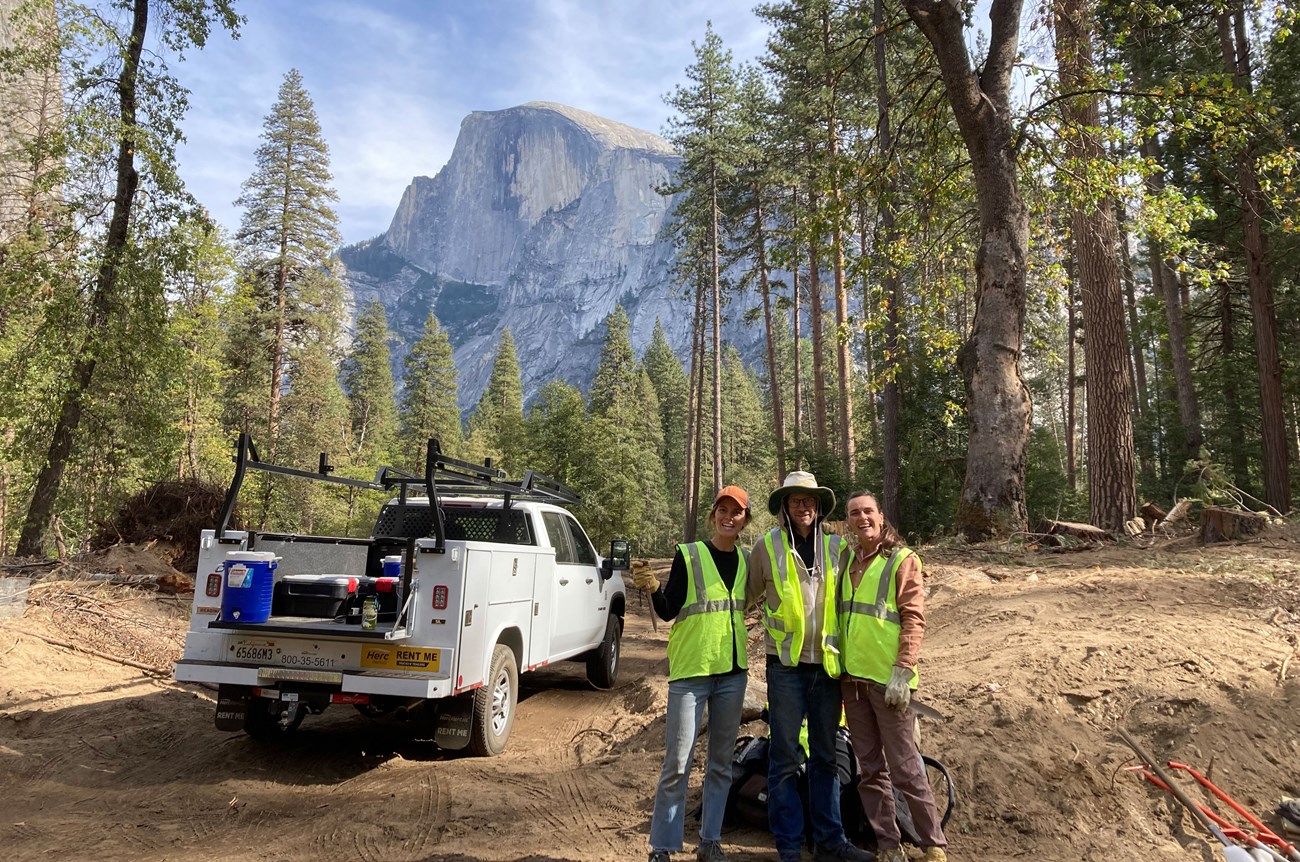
[360, 645, 441, 672]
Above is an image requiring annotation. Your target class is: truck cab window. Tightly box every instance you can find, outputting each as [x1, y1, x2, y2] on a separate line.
[565, 518, 597, 566]
[542, 512, 577, 564]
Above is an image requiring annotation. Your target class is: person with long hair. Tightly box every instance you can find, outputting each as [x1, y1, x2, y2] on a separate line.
[632, 486, 753, 862]
[837, 491, 948, 862]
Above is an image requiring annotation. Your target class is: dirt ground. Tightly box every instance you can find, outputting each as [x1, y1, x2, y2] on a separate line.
[3, 528, 1300, 862]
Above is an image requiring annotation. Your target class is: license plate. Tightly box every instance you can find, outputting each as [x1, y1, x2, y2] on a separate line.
[233, 639, 276, 662]
[360, 645, 441, 672]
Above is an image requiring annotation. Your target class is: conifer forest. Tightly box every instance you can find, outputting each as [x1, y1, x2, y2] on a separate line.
[1, 0, 1298, 562]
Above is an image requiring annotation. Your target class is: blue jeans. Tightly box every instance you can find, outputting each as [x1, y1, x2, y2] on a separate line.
[766, 657, 847, 853]
[649, 672, 748, 851]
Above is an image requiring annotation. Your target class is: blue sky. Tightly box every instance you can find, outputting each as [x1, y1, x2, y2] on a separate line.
[174, 1, 772, 246]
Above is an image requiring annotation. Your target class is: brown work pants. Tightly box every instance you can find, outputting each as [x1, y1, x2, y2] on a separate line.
[841, 676, 948, 851]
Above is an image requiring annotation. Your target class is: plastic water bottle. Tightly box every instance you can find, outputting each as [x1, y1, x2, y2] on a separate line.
[361, 595, 378, 631]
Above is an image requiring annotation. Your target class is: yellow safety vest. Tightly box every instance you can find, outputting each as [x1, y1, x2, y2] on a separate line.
[667, 542, 749, 681]
[837, 546, 919, 688]
[761, 527, 843, 677]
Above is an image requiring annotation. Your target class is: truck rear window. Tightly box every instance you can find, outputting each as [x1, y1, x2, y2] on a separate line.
[374, 503, 536, 546]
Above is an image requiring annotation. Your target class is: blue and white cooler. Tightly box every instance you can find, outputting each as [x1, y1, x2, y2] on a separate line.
[221, 550, 278, 623]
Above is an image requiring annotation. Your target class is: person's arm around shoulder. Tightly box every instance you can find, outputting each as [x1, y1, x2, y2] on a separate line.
[744, 534, 770, 611]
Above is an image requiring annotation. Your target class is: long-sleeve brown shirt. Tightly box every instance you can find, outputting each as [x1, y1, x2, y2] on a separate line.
[842, 548, 926, 670]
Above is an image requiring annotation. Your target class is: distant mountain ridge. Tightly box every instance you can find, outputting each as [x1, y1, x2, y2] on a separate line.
[341, 101, 761, 413]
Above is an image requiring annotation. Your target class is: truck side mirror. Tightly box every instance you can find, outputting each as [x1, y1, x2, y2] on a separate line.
[609, 539, 631, 569]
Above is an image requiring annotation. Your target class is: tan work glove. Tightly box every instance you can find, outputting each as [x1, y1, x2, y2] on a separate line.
[630, 559, 660, 593]
[883, 666, 914, 712]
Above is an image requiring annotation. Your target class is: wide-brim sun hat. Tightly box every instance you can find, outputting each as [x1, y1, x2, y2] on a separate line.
[767, 471, 835, 516]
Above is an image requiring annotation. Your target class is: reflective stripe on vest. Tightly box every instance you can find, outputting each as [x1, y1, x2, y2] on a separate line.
[762, 527, 843, 677]
[837, 546, 919, 687]
[667, 541, 749, 680]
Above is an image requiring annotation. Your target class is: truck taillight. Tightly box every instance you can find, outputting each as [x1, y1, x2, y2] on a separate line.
[205, 572, 221, 597]
[433, 585, 448, 610]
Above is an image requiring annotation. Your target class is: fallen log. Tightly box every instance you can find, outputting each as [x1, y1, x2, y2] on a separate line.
[1200, 507, 1268, 544]
[1035, 519, 1113, 543]
[1141, 501, 1168, 524]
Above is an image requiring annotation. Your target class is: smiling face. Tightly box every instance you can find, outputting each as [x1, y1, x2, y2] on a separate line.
[710, 498, 748, 548]
[846, 494, 884, 552]
[784, 493, 819, 536]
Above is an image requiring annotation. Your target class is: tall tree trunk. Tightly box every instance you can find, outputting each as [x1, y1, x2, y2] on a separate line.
[1114, 197, 1154, 479]
[874, 0, 901, 524]
[1220, 287, 1251, 489]
[683, 278, 705, 539]
[905, 0, 1033, 540]
[823, 8, 854, 482]
[1065, 249, 1078, 492]
[710, 172, 724, 496]
[754, 194, 787, 480]
[1219, 6, 1290, 513]
[1055, 0, 1137, 531]
[1141, 134, 1203, 461]
[792, 258, 803, 465]
[808, 241, 829, 457]
[16, 0, 148, 558]
[859, 201, 881, 457]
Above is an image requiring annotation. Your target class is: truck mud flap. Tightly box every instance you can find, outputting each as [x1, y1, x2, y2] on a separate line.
[434, 695, 473, 750]
[215, 685, 248, 731]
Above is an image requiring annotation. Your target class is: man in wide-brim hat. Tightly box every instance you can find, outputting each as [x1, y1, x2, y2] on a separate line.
[745, 472, 870, 862]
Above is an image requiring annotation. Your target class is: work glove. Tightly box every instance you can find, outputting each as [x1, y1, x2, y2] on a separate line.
[630, 559, 660, 593]
[884, 666, 914, 712]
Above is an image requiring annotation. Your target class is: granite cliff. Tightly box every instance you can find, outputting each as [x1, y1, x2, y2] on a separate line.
[341, 101, 760, 413]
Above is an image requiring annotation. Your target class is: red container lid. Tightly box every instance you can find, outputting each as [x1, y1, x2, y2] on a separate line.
[375, 577, 398, 593]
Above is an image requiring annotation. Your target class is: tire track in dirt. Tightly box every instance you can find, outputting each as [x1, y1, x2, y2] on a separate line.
[304, 764, 448, 861]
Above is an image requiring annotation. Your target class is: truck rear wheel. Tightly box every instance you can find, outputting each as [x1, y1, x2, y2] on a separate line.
[586, 615, 621, 689]
[469, 644, 517, 756]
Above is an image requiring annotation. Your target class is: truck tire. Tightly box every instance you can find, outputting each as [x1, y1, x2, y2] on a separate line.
[586, 615, 621, 690]
[469, 644, 517, 757]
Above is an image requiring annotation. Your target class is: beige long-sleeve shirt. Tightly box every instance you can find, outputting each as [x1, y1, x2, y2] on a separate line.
[745, 524, 833, 665]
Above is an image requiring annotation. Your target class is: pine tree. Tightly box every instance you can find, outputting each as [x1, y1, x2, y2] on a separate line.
[341, 299, 397, 468]
[524, 380, 589, 489]
[588, 306, 637, 414]
[466, 329, 525, 476]
[398, 311, 462, 470]
[642, 321, 689, 524]
[233, 68, 341, 461]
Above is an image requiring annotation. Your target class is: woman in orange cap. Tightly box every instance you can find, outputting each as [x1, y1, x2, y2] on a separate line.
[633, 485, 753, 862]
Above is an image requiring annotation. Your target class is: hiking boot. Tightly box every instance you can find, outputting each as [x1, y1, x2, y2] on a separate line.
[921, 850, 947, 862]
[650, 852, 671, 862]
[778, 850, 804, 862]
[696, 840, 727, 862]
[813, 842, 874, 862]
[876, 850, 907, 862]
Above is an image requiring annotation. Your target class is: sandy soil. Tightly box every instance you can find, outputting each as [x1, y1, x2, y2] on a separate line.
[2, 528, 1299, 862]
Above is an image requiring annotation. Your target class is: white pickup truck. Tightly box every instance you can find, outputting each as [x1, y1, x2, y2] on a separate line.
[174, 435, 627, 756]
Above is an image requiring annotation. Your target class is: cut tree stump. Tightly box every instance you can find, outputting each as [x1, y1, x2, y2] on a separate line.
[1200, 507, 1268, 544]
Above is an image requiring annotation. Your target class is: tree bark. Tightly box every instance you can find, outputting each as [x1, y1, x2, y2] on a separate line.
[16, 0, 148, 558]
[874, 0, 901, 525]
[1140, 133, 1203, 461]
[710, 172, 724, 497]
[823, 8, 855, 482]
[792, 253, 803, 464]
[754, 195, 787, 480]
[808, 239, 829, 457]
[904, 0, 1032, 539]
[1055, 0, 1137, 531]
[1218, 6, 1290, 514]
[683, 277, 705, 539]
[1065, 249, 1078, 491]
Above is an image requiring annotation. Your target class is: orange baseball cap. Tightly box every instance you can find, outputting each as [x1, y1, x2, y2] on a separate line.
[713, 485, 750, 513]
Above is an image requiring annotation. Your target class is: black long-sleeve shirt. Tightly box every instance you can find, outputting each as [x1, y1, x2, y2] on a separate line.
[650, 540, 745, 676]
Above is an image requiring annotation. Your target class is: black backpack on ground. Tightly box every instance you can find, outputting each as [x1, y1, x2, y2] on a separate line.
[723, 728, 955, 848]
